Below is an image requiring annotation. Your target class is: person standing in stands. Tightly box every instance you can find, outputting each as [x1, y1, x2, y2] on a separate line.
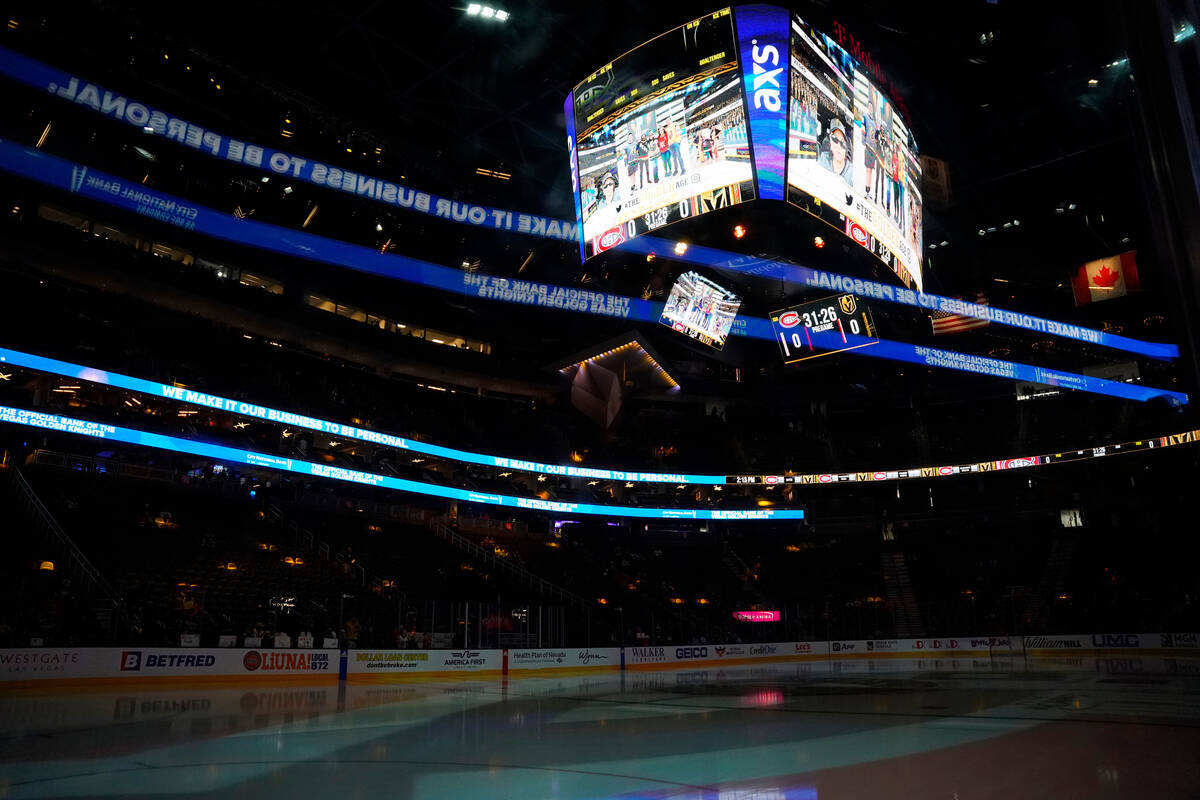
[658, 126, 672, 177]
[344, 616, 361, 648]
[624, 139, 639, 192]
[668, 121, 686, 176]
[636, 134, 652, 188]
[646, 133, 660, 183]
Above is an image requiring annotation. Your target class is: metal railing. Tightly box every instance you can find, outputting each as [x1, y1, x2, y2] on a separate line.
[4, 467, 125, 635]
[265, 503, 364, 586]
[28, 448, 174, 482]
[428, 519, 593, 609]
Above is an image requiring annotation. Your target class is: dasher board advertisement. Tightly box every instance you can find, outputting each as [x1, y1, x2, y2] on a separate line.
[571, 8, 755, 258]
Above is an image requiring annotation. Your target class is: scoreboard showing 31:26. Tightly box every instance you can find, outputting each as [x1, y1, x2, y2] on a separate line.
[770, 294, 878, 363]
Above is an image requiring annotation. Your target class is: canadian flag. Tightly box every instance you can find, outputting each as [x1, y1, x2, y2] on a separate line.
[1072, 251, 1140, 305]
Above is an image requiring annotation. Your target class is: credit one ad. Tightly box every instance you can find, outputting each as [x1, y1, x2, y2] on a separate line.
[571, 8, 755, 258]
[786, 15, 923, 290]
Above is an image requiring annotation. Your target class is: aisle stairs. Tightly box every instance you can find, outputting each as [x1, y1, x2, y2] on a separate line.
[880, 550, 926, 637]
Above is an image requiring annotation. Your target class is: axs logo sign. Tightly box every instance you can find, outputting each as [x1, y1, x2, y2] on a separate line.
[751, 40, 782, 112]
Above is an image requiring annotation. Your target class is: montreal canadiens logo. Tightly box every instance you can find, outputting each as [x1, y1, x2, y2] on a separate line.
[779, 311, 801, 328]
[848, 222, 868, 246]
[818, 474, 832, 483]
[938, 466, 953, 475]
[594, 227, 625, 252]
[242, 651, 262, 671]
[765, 476, 779, 484]
[873, 472, 886, 480]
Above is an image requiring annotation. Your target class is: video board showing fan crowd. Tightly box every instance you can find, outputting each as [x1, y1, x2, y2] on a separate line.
[786, 14, 923, 290]
[569, 8, 756, 259]
[660, 271, 742, 350]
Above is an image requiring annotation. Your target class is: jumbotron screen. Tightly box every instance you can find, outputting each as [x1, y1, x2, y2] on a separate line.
[786, 14, 923, 290]
[564, 7, 921, 286]
[660, 271, 742, 350]
[569, 8, 756, 258]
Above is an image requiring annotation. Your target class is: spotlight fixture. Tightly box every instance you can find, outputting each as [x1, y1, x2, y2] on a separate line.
[466, 4, 508, 20]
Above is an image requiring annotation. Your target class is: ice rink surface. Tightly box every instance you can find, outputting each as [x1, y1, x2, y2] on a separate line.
[1, 656, 1198, 799]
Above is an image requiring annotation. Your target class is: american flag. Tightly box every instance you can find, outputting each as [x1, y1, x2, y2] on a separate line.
[930, 292, 990, 335]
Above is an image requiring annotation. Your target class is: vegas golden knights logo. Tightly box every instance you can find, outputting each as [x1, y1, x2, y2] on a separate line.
[700, 186, 732, 213]
[839, 295, 857, 315]
[1166, 431, 1198, 446]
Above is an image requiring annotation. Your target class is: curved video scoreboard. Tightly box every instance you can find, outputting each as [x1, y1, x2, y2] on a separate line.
[566, 7, 923, 290]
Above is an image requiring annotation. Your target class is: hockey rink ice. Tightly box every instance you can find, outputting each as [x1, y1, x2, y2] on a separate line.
[1, 656, 1198, 799]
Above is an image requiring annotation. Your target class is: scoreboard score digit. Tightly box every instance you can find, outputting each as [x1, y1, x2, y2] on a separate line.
[770, 294, 878, 363]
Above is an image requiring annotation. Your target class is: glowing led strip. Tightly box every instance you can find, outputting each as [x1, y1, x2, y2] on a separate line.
[0, 140, 1185, 408]
[1, 347, 722, 484]
[0, 405, 802, 521]
[0, 45, 578, 244]
[4, 347, 1196, 490]
[0, 44, 1175, 362]
[629, 237, 1180, 361]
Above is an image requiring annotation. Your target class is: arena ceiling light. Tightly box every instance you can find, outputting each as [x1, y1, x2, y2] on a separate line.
[466, 4, 509, 21]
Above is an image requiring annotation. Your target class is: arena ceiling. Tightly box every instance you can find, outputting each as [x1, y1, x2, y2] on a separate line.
[14, 0, 1130, 219]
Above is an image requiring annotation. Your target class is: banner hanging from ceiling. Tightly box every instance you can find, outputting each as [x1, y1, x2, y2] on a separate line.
[0, 138, 1186, 406]
[0, 45, 580, 243]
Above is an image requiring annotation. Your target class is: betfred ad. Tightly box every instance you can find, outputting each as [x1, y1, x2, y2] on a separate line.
[0, 648, 338, 683]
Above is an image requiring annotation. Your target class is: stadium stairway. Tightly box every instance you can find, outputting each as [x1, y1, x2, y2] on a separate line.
[427, 519, 594, 610]
[720, 543, 773, 608]
[880, 550, 926, 637]
[1022, 536, 1077, 632]
[2, 466, 126, 642]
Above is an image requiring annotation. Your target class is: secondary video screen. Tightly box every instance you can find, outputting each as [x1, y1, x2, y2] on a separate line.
[769, 293, 878, 363]
[571, 9, 755, 258]
[786, 15, 923, 290]
[659, 271, 742, 350]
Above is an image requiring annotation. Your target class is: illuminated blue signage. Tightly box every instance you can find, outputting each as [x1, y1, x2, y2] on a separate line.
[629, 237, 1181, 362]
[0, 44, 1177, 364]
[0, 140, 1184, 406]
[0, 347, 728, 484]
[734, 4, 790, 201]
[0, 45, 578, 243]
[564, 91, 587, 263]
[0, 405, 801, 521]
[2, 348, 1192, 489]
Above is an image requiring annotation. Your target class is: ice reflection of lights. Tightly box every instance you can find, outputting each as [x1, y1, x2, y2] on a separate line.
[740, 689, 785, 708]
